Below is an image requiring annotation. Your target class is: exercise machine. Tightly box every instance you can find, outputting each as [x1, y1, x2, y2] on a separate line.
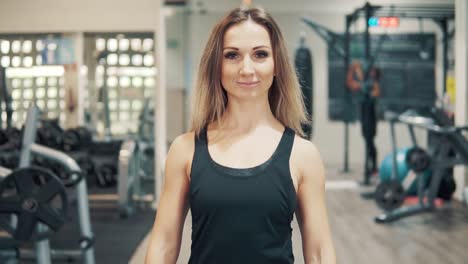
[374, 108, 467, 223]
[0, 105, 96, 263]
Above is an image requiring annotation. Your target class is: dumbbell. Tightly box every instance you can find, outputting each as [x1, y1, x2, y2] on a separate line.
[95, 163, 117, 188]
[36, 120, 64, 150]
[63, 127, 92, 151]
[72, 154, 96, 186]
[0, 151, 20, 169]
[32, 156, 83, 187]
[5, 127, 22, 142]
[0, 129, 7, 145]
[0, 127, 22, 151]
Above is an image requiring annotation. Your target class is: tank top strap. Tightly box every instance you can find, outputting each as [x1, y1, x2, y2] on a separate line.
[275, 127, 296, 164]
[191, 126, 210, 177]
[196, 126, 208, 148]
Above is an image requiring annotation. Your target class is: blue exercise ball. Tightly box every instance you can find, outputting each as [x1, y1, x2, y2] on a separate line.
[379, 147, 431, 195]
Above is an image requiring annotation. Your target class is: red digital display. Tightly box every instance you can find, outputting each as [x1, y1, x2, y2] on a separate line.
[368, 17, 399, 28]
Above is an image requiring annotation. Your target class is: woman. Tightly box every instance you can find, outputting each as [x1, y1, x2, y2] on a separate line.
[145, 7, 336, 264]
[346, 61, 380, 175]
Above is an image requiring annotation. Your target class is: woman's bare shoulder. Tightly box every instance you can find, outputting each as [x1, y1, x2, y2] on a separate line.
[167, 131, 197, 178]
[290, 134, 324, 181]
[169, 131, 196, 158]
[291, 135, 320, 158]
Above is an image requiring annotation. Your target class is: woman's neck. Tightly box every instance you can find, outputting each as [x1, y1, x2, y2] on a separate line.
[213, 98, 278, 133]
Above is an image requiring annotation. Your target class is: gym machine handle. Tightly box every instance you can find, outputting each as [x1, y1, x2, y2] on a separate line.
[62, 170, 84, 188]
[384, 110, 467, 135]
[79, 236, 95, 251]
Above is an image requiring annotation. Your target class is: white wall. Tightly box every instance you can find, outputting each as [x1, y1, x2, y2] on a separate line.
[454, 0, 468, 201]
[166, 9, 188, 90]
[0, 0, 160, 32]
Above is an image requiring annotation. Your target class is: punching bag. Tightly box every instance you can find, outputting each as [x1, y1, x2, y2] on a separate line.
[294, 38, 313, 139]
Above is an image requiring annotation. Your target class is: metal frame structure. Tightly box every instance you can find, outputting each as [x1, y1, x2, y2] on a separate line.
[376, 109, 468, 223]
[343, 2, 455, 184]
[0, 105, 95, 264]
[118, 96, 154, 217]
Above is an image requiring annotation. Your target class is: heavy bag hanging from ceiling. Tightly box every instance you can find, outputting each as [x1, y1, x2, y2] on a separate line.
[294, 36, 313, 139]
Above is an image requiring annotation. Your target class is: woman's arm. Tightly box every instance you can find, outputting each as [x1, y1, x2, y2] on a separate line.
[346, 62, 363, 92]
[294, 139, 336, 264]
[371, 82, 380, 97]
[145, 133, 193, 263]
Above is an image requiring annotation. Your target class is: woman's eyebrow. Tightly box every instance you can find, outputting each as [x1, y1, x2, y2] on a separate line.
[253, 45, 271, 50]
[222, 45, 271, 50]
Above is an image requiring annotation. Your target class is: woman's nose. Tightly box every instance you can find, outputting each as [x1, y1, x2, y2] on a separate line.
[239, 57, 255, 75]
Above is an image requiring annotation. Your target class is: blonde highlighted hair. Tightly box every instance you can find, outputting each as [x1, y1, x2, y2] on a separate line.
[190, 7, 309, 137]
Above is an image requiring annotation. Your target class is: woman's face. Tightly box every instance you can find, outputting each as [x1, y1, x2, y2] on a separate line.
[221, 20, 275, 100]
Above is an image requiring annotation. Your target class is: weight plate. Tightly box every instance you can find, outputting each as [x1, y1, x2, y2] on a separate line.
[374, 180, 405, 211]
[406, 147, 431, 173]
[0, 167, 68, 242]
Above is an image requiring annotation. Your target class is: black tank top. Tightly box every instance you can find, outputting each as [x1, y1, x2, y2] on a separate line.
[188, 126, 298, 264]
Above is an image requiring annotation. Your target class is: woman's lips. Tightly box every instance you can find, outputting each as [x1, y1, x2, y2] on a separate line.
[237, 81, 260, 87]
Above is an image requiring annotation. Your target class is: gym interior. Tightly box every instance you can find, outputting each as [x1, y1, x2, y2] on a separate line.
[0, 0, 467, 263]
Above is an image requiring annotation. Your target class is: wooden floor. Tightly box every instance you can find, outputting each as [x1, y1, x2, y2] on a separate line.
[132, 164, 468, 264]
[323, 166, 468, 264]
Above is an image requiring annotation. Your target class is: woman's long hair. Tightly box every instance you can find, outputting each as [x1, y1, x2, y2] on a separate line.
[190, 7, 309, 137]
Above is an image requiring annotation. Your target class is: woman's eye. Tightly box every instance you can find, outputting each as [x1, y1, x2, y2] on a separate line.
[224, 52, 238, 60]
[255, 51, 268, 58]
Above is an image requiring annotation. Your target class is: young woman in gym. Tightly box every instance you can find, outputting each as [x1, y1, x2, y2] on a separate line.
[145, 6, 336, 264]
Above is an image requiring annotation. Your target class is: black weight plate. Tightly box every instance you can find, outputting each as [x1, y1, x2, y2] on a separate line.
[375, 180, 405, 211]
[406, 147, 431, 173]
[0, 167, 68, 242]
